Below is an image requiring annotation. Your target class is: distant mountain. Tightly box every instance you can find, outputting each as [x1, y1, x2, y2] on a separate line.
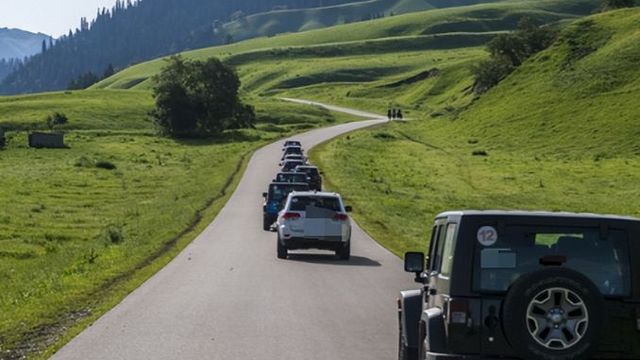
[0, 28, 50, 60]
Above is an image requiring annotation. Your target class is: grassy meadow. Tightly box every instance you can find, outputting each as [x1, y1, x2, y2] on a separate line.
[0, 89, 359, 358]
[311, 8, 640, 256]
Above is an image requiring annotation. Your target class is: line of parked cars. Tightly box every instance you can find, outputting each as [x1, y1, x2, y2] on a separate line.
[262, 140, 353, 260]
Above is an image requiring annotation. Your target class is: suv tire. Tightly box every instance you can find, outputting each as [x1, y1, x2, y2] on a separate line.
[502, 267, 604, 360]
[263, 216, 271, 231]
[336, 241, 350, 260]
[277, 237, 288, 259]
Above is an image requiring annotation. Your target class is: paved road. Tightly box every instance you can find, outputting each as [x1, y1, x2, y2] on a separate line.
[53, 100, 415, 360]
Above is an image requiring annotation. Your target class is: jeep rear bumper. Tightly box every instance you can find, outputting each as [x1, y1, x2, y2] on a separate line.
[427, 353, 516, 360]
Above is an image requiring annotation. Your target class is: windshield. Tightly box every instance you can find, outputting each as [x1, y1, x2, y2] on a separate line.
[276, 173, 307, 183]
[284, 147, 303, 155]
[289, 196, 342, 212]
[474, 226, 631, 296]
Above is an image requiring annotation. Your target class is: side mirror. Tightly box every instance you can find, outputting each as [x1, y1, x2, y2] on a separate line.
[404, 252, 425, 273]
[345, 206, 353, 213]
[262, 192, 267, 198]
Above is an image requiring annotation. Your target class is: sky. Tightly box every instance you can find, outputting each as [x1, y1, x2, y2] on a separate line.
[0, 0, 119, 37]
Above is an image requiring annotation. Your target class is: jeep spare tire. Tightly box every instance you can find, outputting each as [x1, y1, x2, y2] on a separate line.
[502, 267, 604, 360]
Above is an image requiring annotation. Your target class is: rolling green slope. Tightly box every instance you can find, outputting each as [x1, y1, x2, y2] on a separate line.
[222, 0, 436, 42]
[93, 0, 600, 93]
[311, 8, 640, 256]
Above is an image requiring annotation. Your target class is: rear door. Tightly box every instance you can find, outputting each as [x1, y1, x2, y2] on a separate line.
[302, 197, 344, 239]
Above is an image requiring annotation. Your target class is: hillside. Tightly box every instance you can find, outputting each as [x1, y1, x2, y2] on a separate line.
[309, 8, 640, 256]
[0, 28, 50, 60]
[0, 0, 358, 95]
[95, 0, 600, 99]
[221, 0, 435, 42]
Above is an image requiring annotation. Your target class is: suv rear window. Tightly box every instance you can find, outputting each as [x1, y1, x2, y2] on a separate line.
[474, 226, 631, 296]
[298, 167, 319, 176]
[289, 196, 341, 212]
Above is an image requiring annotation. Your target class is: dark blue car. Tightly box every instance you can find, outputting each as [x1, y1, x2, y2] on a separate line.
[262, 182, 309, 231]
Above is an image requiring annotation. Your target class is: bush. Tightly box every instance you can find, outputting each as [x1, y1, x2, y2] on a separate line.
[474, 18, 556, 93]
[105, 225, 125, 245]
[95, 160, 117, 170]
[150, 55, 255, 138]
[46, 112, 69, 129]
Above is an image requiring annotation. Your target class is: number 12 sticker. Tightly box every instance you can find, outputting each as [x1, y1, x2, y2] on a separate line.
[477, 226, 498, 247]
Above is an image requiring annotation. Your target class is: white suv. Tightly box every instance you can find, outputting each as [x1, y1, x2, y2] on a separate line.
[276, 192, 352, 260]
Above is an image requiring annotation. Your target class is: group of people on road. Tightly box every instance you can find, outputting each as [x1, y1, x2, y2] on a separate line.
[387, 108, 403, 121]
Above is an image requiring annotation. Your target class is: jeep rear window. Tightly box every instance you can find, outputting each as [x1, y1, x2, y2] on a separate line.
[289, 196, 341, 212]
[474, 226, 631, 296]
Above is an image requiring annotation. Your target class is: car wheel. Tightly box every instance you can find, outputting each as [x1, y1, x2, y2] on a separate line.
[263, 216, 271, 231]
[277, 237, 288, 259]
[398, 328, 407, 360]
[336, 241, 350, 260]
[502, 267, 604, 360]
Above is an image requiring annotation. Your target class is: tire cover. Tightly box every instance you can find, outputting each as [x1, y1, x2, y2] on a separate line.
[502, 267, 605, 360]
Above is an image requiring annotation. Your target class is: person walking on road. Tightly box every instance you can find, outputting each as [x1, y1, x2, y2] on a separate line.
[397, 109, 403, 121]
[387, 109, 392, 121]
[391, 108, 397, 121]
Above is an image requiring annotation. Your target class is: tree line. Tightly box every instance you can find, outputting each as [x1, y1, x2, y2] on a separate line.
[0, 0, 356, 95]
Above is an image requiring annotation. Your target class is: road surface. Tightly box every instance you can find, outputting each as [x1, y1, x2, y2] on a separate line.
[53, 100, 415, 360]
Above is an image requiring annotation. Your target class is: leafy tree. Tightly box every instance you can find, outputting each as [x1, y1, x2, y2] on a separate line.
[474, 18, 556, 93]
[150, 56, 255, 138]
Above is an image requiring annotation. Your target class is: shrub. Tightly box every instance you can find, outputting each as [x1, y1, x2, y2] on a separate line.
[474, 18, 556, 93]
[46, 112, 69, 129]
[95, 160, 117, 170]
[105, 225, 125, 245]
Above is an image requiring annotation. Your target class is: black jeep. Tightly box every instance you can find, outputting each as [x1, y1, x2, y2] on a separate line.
[398, 211, 640, 360]
[295, 165, 322, 191]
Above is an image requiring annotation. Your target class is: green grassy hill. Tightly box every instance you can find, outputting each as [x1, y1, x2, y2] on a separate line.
[222, 0, 436, 42]
[311, 8, 640, 256]
[94, 0, 600, 97]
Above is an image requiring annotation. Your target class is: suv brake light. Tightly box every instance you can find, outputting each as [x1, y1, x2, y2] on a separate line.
[448, 298, 471, 327]
[283, 212, 301, 220]
[334, 213, 348, 221]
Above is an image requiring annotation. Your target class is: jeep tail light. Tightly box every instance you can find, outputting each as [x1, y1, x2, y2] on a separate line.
[283, 212, 301, 220]
[334, 213, 348, 221]
[448, 298, 471, 327]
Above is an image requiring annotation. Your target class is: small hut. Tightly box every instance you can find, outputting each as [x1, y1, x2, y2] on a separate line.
[28, 132, 65, 149]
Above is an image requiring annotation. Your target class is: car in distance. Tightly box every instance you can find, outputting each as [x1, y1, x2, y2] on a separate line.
[274, 172, 309, 184]
[283, 140, 302, 149]
[262, 182, 309, 231]
[276, 192, 352, 260]
[281, 159, 305, 172]
[295, 165, 322, 191]
[281, 146, 304, 160]
[281, 154, 307, 164]
[398, 210, 640, 360]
